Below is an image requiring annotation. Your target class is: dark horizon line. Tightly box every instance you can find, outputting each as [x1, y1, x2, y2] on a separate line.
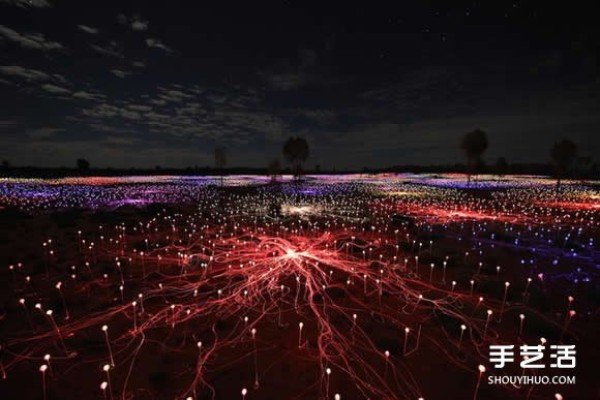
[1, 162, 595, 179]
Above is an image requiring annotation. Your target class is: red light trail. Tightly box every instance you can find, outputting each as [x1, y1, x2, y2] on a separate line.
[0, 176, 597, 399]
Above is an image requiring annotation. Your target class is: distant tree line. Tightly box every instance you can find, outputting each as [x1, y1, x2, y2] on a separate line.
[0, 132, 596, 184]
[207, 137, 309, 184]
[458, 129, 589, 189]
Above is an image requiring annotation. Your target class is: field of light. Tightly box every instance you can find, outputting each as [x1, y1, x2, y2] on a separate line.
[0, 174, 598, 399]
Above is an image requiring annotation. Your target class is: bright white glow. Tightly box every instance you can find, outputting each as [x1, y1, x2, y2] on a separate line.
[286, 248, 297, 257]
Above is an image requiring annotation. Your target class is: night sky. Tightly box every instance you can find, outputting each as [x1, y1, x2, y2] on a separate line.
[1, 0, 599, 169]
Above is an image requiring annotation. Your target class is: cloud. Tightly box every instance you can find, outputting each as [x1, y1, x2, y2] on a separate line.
[145, 38, 173, 53]
[81, 103, 120, 118]
[72, 90, 105, 101]
[117, 14, 149, 31]
[156, 87, 193, 102]
[0, 65, 92, 102]
[77, 24, 99, 35]
[75, 84, 285, 146]
[40, 83, 70, 94]
[149, 98, 167, 106]
[130, 16, 148, 31]
[0, 24, 65, 52]
[0, 0, 51, 8]
[0, 65, 50, 81]
[110, 68, 131, 78]
[127, 104, 152, 112]
[90, 42, 123, 58]
[0, 65, 71, 95]
[119, 108, 141, 120]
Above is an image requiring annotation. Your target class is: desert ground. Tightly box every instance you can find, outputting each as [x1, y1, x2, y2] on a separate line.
[0, 174, 598, 400]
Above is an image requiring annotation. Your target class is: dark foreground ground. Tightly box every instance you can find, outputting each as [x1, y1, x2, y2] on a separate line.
[0, 179, 599, 399]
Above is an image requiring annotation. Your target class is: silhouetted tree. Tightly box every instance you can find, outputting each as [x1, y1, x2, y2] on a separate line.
[460, 129, 488, 185]
[551, 139, 578, 190]
[282, 137, 309, 180]
[76, 158, 90, 173]
[268, 159, 281, 182]
[214, 147, 227, 186]
[495, 157, 508, 176]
